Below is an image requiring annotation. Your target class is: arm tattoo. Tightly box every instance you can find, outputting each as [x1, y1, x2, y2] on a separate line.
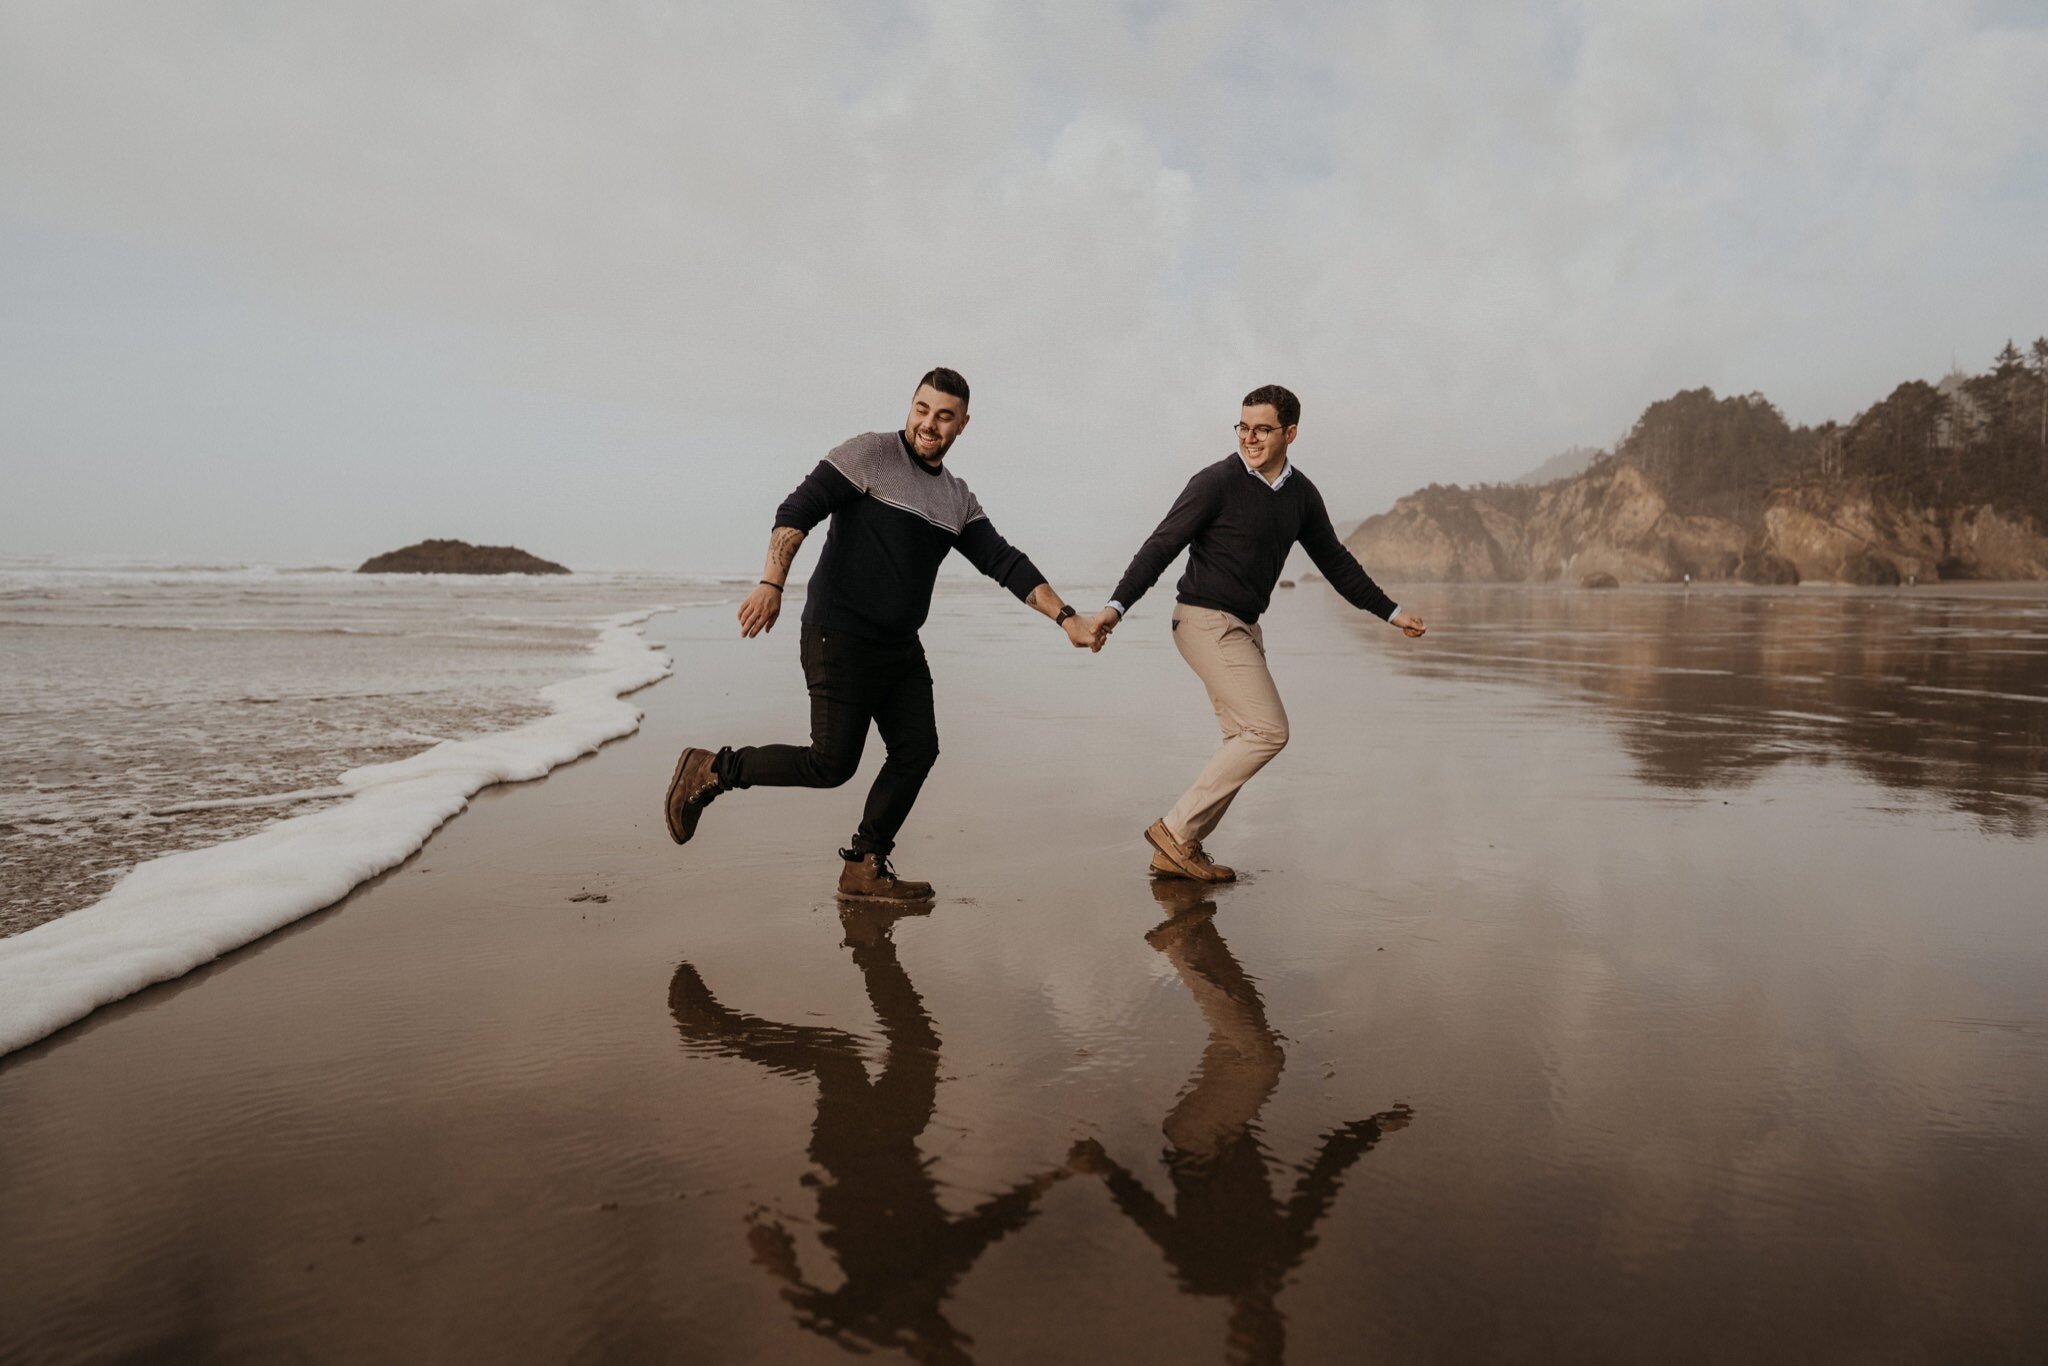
[764, 527, 805, 581]
[1025, 583, 1060, 617]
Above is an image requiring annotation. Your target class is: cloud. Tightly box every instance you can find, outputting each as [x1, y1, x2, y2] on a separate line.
[2, 0, 2043, 570]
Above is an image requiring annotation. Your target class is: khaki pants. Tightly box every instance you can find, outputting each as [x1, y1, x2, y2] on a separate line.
[1163, 605, 1290, 844]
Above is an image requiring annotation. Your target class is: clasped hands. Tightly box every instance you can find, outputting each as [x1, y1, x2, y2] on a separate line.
[1060, 606, 1122, 653]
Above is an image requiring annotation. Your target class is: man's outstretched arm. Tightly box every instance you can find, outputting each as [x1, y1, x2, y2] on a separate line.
[1086, 469, 1224, 644]
[957, 518, 1106, 651]
[1280, 1108, 1412, 1244]
[1297, 487, 1427, 637]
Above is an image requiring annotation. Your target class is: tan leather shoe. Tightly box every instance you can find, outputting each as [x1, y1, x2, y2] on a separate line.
[663, 747, 722, 845]
[1186, 841, 1234, 881]
[1148, 849, 1190, 878]
[1143, 819, 1235, 883]
[836, 852, 935, 903]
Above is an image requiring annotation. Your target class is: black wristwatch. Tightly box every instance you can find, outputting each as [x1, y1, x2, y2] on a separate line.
[1054, 605, 1076, 625]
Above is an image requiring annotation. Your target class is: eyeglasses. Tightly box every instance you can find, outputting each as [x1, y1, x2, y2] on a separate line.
[1233, 423, 1282, 440]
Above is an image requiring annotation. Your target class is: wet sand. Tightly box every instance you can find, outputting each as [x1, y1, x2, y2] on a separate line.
[4, 584, 2046, 1363]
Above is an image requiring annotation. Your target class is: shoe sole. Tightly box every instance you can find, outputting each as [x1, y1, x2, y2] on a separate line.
[665, 749, 705, 845]
[834, 890, 937, 905]
[1144, 821, 1229, 883]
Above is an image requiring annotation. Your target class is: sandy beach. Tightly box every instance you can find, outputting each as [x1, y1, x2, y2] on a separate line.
[4, 584, 2046, 1363]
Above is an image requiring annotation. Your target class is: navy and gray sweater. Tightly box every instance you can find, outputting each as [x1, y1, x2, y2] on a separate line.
[773, 431, 1047, 643]
[1110, 455, 1397, 626]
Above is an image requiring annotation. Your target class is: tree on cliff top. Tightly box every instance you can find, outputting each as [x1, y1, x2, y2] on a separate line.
[1843, 379, 1945, 494]
[1841, 342, 2048, 522]
[1614, 388, 1805, 520]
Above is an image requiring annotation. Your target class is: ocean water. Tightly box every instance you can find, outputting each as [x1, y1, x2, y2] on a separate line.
[0, 561, 737, 1047]
[0, 561, 729, 935]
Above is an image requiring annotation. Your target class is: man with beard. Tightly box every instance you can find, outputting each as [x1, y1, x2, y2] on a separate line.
[664, 367, 1102, 902]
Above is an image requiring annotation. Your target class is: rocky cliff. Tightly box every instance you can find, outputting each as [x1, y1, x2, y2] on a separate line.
[1348, 463, 2048, 586]
[1349, 348, 2048, 586]
[357, 539, 571, 575]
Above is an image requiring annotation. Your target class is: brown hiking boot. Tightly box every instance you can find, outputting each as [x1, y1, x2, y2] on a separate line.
[663, 747, 723, 845]
[1144, 819, 1235, 883]
[836, 852, 934, 903]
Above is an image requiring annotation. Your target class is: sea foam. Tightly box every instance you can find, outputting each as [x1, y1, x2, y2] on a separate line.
[0, 609, 672, 1058]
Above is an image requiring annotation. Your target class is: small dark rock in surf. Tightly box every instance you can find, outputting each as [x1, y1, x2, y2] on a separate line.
[357, 539, 570, 575]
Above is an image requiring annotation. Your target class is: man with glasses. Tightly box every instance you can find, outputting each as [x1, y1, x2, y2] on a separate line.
[1084, 384, 1427, 882]
[664, 367, 1104, 902]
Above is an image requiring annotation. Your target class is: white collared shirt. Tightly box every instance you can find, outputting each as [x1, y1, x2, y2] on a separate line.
[1240, 452, 1295, 489]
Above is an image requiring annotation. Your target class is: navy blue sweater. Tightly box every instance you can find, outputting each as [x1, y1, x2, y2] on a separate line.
[1110, 455, 1396, 625]
[774, 431, 1047, 642]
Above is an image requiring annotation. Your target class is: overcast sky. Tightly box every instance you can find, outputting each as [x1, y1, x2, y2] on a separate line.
[3, 1, 2044, 576]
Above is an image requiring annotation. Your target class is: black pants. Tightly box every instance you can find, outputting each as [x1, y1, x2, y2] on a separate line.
[717, 625, 939, 857]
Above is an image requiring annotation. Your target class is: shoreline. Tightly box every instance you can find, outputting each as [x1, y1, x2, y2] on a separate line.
[0, 608, 675, 1057]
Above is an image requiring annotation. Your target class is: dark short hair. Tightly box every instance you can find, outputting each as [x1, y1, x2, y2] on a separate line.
[1242, 384, 1299, 428]
[917, 367, 970, 410]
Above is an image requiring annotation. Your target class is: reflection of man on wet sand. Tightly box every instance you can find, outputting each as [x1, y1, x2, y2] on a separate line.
[1068, 884, 1412, 1364]
[669, 905, 1067, 1365]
